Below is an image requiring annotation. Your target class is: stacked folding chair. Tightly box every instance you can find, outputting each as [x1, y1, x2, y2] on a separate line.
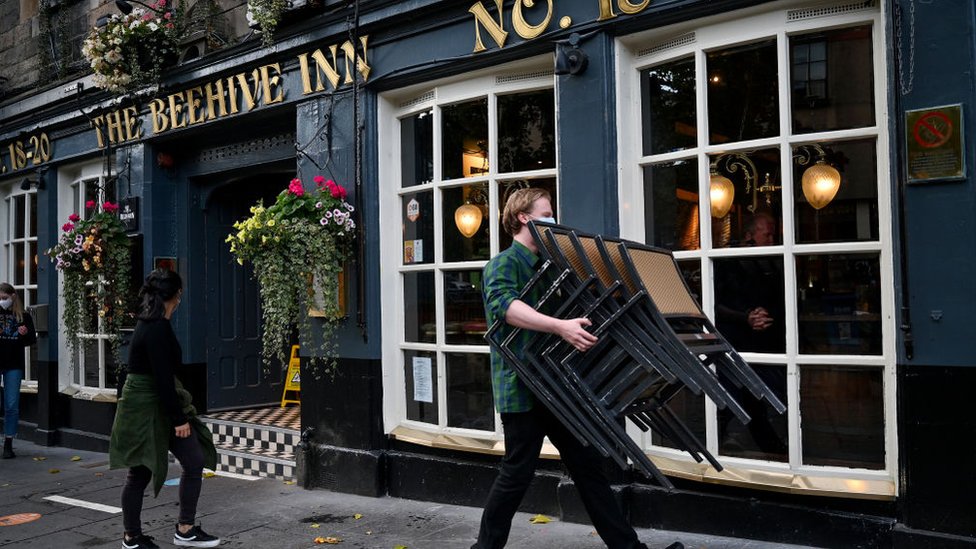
[484, 221, 786, 488]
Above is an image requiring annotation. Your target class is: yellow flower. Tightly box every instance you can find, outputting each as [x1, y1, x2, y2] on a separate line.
[262, 236, 269, 244]
[225, 234, 234, 243]
[237, 258, 244, 265]
[267, 219, 276, 227]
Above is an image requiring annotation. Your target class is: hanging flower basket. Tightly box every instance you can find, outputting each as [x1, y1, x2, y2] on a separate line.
[82, 0, 182, 93]
[46, 201, 132, 362]
[228, 176, 355, 376]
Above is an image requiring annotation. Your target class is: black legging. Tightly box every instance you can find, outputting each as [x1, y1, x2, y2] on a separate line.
[122, 433, 205, 537]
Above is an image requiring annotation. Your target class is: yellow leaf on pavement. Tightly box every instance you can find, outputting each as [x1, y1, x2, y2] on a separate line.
[283, 480, 296, 485]
[529, 514, 552, 524]
[70, 456, 82, 462]
[313, 536, 342, 544]
[49, 469, 60, 474]
[353, 513, 363, 520]
[394, 545, 408, 549]
[310, 524, 320, 528]
[202, 472, 217, 478]
[32, 456, 46, 461]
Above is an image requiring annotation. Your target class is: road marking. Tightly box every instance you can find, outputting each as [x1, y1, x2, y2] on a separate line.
[204, 468, 261, 481]
[43, 495, 121, 514]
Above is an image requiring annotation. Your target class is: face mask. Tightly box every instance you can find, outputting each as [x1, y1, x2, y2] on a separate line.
[528, 215, 556, 225]
[0, 298, 12, 310]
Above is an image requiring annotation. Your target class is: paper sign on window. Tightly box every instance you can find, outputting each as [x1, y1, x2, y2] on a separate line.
[412, 357, 433, 403]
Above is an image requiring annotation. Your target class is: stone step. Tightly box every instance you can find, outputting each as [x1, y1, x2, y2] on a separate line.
[201, 417, 299, 481]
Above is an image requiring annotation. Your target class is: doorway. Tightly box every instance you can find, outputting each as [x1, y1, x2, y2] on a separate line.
[203, 173, 290, 410]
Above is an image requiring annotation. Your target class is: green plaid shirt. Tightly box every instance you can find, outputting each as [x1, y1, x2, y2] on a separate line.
[483, 240, 541, 413]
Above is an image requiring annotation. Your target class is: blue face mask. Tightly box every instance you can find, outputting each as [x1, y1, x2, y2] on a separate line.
[530, 215, 556, 225]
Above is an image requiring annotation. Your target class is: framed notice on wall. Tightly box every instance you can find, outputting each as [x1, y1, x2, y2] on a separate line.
[906, 104, 966, 183]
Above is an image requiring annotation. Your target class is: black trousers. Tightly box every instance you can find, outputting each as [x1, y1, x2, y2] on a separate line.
[122, 433, 205, 537]
[473, 406, 646, 549]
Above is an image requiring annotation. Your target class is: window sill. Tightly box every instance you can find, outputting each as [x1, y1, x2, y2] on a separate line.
[390, 425, 895, 501]
[61, 385, 118, 403]
[19, 382, 38, 394]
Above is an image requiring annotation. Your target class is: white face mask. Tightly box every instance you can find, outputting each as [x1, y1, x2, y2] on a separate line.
[0, 298, 12, 310]
[528, 214, 556, 225]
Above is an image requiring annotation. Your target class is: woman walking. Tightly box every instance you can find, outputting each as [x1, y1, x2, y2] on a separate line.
[0, 282, 37, 459]
[109, 269, 220, 548]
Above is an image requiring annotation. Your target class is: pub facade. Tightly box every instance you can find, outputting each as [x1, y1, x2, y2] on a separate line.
[1, 0, 973, 546]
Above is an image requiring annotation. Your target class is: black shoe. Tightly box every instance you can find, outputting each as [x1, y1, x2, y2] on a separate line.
[174, 524, 221, 547]
[122, 534, 159, 549]
[2, 438, 13, 459]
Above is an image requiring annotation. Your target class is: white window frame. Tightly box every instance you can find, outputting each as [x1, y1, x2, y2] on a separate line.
[379, 58, 558, 441]
[2, 181, 39, 389]
[56, 161, 119, 401]
[616, 1, 896, 497]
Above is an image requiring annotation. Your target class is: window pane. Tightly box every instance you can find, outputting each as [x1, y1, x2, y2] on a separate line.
[498, 90, 555, 173]
[708, 149, 782, 249]
[651, 388, 705, 449]
[497, 178, 557, 251]
[29, 193, 36, 237]
[642, 160, 699, 251]
[444, 270, 486, 345]
[677, 259, 701, 305]
[707, 40, 779, 144]
[404, 350, 438, 425]
[85, 181, 98, 211]
[443, 184, 489, 262]
[400, 109, 434, 188]
[446, 352, 494, 431]
[791, 26, 874, 133]
[402, 191, 434, 265]
[794, 139, 879, 243]
[82, 339, 100, 388]
[714, 256, 786, 353]
[14, 195, 25, 239]
[718, 363, 788, 461]
[796, 254, 881, 355]
[641, 56, 697, 155]
[442, 98, 488, 181]
[800, 365, 884, 469]
[403, 271, 435, 344]
[29, 241, 37, 285]
[13, 243, 24, 286]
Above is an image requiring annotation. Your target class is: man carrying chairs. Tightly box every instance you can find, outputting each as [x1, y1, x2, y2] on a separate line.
[472, 188, 681, 549]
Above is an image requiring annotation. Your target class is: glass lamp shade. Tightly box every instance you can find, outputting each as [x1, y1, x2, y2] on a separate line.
[455, 203, 483, 238]
[801, 161, 841, 210]
[709, 174, 735, 218]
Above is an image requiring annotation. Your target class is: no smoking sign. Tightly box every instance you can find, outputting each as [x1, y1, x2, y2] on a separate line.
[906, 104, 965, 182]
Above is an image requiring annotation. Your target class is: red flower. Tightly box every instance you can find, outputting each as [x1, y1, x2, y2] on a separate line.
[102, 201, 119, 213]
[313, 175, 326, 188]
[86, 200, 96, 209]
[68, 213, 81, 222]
[163, 11, 172, 19]
[287, 178, 305, 197]
[142, 13, 152, 21]
[62, 222, 75, 232]
[165, 22, 174, 29]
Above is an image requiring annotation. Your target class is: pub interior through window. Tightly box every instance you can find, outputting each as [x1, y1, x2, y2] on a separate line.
[3, 185, 39, 384]
[622, 5, 893, 495]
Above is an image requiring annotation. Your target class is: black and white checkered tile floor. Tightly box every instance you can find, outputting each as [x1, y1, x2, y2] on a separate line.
[202, 406, 301, 481]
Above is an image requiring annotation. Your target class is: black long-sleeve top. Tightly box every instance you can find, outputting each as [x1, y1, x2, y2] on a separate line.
[0, 309, 36, 371]
[127, 318, 187, 426]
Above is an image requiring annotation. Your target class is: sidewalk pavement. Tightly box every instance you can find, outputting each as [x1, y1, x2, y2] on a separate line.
[0, 439, 822, 549]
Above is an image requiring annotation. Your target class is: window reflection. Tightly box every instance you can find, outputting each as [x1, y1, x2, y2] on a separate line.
[641, 56, 696, 155]
[718, 363, 788, 462]
[796, 254, 881, 355]
[651, 388, 705, 450]
[446, 352, 495, 430]
[707, 40, 779, 144]
[498, 90, 555, 173]
[444, 270, 486, 345]
[400, 109, 433, 187]
[801, 365, 884, 469]
[403, 271, 435, 344]
[404, 350, 439, 425]
[643, 160, 699, 251]
[791, 26, 875, 134]
[442, 98, 488, 180]
[677, 259, 701, 305]
[714, 256, 786, 354]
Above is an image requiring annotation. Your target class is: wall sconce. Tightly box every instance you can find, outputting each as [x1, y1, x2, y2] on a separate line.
[794, 144, 841, 210]
[554, 33, 588, 76]
[454, 184, 488, 238]
[19, 168, 46, 191]
[709, 153, 758, 218]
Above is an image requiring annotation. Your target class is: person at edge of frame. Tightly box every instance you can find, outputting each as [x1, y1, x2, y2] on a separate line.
[471, 188, 683, 549]
[0, 282, 37, 459]
[108, 268, 221, 549]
